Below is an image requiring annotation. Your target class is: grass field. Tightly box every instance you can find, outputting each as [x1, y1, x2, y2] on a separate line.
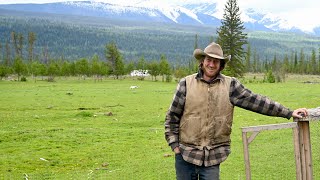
[0, 74, 319, 179]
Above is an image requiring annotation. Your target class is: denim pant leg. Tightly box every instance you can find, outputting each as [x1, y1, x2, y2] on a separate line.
[175, 154, 198, 180]
[198, 164, 220, 180]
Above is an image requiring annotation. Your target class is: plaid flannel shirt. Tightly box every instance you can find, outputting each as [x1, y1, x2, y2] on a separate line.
[164, 70, 293, 167]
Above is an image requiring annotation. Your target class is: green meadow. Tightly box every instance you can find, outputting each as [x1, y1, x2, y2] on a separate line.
[0, 75, 319, 179]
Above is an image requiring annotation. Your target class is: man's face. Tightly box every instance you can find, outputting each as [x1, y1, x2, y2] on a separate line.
[202, 55, 221, 81]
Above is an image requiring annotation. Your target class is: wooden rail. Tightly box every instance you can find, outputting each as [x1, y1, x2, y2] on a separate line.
[241, 106, 320, 180]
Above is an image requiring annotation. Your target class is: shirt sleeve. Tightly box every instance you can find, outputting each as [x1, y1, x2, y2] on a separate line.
[229, 78, 293, 119]
[164, 78, 186, 150]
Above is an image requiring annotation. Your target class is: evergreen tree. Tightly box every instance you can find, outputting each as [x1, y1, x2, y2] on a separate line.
[105, 42, 124, 79]
[299, 48, 305, 74]
[47, 60, 60, 81]
[252, 48, 257, 72]
[60, 61, 71, 78]
[159, 54, 171, 82]
[310, 49, 317, 74]
[75, 58, 89, 80]
[283, 54, 290, 73]
[28, 32, 36, 63]
[245, 44, 251, 72]
[194, 34, 198, 50]
[216, 0, 247, 77]
[148, 60, 160, 81]
[11, 31, 19, 58]
[125, 61, 135, 75]
[0, 65, 8, 80]
[5, 40, 11, 66]
[114, 55, 125, 79]
[137, 56, 147, 70]
[271, 54, 278, 71]
[294, 51, 298, 73]
[17, 33, 24, 58]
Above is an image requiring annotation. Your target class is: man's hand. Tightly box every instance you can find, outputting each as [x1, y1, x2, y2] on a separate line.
[173, 147, 180, 154]
[292, 108, 308, 118]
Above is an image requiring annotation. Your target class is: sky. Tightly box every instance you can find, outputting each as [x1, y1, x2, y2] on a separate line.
[0, 0, 319, 32]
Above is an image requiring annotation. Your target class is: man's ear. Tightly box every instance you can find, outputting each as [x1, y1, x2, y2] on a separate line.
[199, 62, 203, 68]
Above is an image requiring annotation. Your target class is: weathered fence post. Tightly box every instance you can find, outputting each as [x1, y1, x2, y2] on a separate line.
[294, 107, 320, 180]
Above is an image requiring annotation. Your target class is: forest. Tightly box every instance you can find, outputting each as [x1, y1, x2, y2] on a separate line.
[1, 8, 320, 81]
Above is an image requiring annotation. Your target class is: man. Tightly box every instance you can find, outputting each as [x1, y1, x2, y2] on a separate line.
[164, 42, 308, 180]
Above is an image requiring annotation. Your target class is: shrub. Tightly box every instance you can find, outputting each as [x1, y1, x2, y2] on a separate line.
[265, 70, 275, 83]
[20, 76, 27, 82]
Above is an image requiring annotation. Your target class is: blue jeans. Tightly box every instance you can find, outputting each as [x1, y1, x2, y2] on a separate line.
[175, 153, 220, 180]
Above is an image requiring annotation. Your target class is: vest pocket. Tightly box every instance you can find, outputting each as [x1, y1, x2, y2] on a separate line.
[213, 116, 232, 143]
[180, 116, 201, 144]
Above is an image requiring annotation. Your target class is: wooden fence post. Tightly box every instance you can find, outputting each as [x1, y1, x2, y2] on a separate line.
[293, 106, 320, 180]
[242, 131, 251, 180]
[296, 121, 313, 180]
[293, 126, 302, 180]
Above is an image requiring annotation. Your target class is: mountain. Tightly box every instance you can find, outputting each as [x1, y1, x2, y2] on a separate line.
[0, 1, 317, 35]
[0, 6, 319, 63]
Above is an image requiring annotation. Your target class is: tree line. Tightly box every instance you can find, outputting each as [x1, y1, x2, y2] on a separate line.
[1, 29, 320, 83]
[0, 36, 187, 82]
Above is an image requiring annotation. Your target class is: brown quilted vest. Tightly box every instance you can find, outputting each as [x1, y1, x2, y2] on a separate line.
[179, 74, 234, 150]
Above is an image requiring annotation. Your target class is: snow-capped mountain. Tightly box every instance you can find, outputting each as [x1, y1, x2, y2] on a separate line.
[0, 0, 318, 35]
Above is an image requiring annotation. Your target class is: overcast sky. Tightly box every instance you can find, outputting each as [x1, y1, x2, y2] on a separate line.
[1, 0, 319, 32]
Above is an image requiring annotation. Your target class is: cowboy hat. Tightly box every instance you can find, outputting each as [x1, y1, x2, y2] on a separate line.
[193, 42, 231, 63]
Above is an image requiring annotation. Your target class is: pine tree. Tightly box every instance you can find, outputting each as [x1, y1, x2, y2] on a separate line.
[294, 51, 298, 73]
[159, 54, 171, 82]
[17, 33, 24, 58]
[137, 56, 147, 70]
[252, 48, 257, 72]
[299, 48, 305, 74]
[216, 0, 247, 77]
[105, 42, 124, 79]
[11, 31, 19, 58]
[245, 44, 251, 72]
[310, 49, 317, 74]
[28, 32, 36, 63]
[194, 34, 198, 50]
[5, 40, 10, 66]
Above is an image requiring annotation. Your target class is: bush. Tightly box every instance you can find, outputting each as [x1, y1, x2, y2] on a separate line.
[47, 76, 55, 82]
[20, 76, 27, 82]
[165, 75, 172, 82]
[265, 70, 275, 83]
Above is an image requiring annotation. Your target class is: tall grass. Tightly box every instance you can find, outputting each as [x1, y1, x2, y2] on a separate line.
[0, 75, 319, 179]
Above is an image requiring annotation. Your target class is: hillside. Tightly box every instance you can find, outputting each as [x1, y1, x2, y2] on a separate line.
[0, 9, 319, 64]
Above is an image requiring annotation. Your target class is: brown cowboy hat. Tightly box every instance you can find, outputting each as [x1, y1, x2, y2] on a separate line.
[193, 42, 231, 63]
